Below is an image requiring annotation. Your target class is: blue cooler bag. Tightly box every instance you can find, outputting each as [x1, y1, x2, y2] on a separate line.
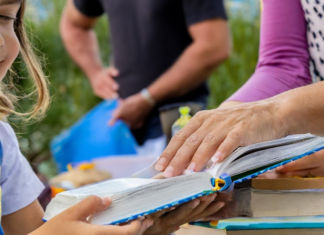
[51, 100, 137, 172]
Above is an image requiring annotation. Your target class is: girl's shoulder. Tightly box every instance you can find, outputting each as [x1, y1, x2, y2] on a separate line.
[0, 120, 16, 136]
[0, 120, 45, 216]
[0, 120, 20, 148]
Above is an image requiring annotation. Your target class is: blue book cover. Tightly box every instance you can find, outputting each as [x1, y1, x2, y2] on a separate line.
[193, 216, 324, 230]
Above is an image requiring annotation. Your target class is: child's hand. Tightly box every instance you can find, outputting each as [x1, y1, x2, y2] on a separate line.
[29, 196, 153, 235]
[276, 149, 324, 177]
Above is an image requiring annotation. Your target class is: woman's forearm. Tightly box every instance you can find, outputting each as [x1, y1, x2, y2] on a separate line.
[275, 82, 324, 137]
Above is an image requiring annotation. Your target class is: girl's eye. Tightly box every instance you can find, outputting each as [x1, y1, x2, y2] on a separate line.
[0, 15, 16, 22]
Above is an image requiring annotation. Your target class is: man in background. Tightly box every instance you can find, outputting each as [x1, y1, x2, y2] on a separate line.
[60, 0, 230, 150]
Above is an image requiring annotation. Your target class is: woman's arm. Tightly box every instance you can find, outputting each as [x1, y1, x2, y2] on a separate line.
[226, 0, 311, 104]
[155, 82, 324, 177]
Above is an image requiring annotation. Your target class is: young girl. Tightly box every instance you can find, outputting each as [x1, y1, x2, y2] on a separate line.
[0, 0, 153, 234]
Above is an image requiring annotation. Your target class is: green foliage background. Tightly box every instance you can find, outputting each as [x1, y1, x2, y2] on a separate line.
[11, 0, 260, 176]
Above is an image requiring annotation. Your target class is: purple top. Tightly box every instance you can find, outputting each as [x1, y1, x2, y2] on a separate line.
[228, 0, 312, 102]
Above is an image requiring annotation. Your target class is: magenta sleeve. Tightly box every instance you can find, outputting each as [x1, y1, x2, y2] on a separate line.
[227, 0, 311, 103]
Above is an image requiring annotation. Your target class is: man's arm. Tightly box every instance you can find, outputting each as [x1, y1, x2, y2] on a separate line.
[148, 18, 231, 103]
[109, 18, 231, 128]
[60, 0, 119, 99]
[2, 200, 44, 235]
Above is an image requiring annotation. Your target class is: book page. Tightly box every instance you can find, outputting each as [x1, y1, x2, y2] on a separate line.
[61, 178, 159, 197]
[226, 137, 324, 177]
[210, 134, 315, 178]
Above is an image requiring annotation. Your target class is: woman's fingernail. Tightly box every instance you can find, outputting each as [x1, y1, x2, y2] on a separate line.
[155, 164, 164, 171]
[212, 152, 223, 163]
[163, 166, 174, 178]
[155, 157, 166, 171]
[187, 162, 196, 171]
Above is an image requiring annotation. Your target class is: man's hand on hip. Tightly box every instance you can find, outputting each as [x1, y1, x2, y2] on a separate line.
[109, 93, 153, 129]
[89, 67, 120, 99]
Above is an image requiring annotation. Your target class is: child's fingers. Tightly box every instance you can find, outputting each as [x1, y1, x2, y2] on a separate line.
[103, 219, 153, 235]
[68, 196, 111, 221]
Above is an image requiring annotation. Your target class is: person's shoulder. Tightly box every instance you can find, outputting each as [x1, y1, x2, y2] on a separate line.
[0, 120, 16, 138]
[0, 120, 19, 147]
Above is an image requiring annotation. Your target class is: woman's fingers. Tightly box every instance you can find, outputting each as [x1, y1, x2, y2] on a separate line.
[162, 124, 215, 177]
[156, 114, 205, 174]
[189, 130, 225, 172]
[148, 207, 176, 220]
[282, 170, 313, 178]
[161, 199, 200, 227]
[276, 151, 324, 173]
[165, 128, 244, 175]
[215, 130, 244, 163]
[281, 167, 324, 178]
[188, 194, 217, 221]
[156, 102, 281, 178]
[193, 201, 225, 222]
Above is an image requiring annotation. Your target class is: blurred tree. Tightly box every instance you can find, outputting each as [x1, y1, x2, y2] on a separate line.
[10, 0, 110, 173]
[208, 15, 260, 108]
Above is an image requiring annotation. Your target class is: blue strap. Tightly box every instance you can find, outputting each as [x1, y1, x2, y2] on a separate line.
[0, 226, 4, 235]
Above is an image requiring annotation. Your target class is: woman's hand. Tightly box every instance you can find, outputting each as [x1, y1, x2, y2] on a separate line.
[276, 149, 324, 177]
[29, 196, 153, 235]
[144, 194, 225, 235]
[155, 100, 286, 177]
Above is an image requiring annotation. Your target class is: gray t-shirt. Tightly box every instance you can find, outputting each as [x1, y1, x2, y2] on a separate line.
[0, 121, 44, 216]
[74, 0, 227, 144]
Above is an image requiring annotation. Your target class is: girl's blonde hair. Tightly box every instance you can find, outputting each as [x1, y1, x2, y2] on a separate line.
[0, 0, 50, 120]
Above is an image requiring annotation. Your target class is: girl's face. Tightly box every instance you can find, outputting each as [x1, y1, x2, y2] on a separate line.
[0, 0, 21, 80]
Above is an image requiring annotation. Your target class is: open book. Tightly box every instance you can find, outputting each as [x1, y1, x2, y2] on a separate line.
[44, 134, 324, 225]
